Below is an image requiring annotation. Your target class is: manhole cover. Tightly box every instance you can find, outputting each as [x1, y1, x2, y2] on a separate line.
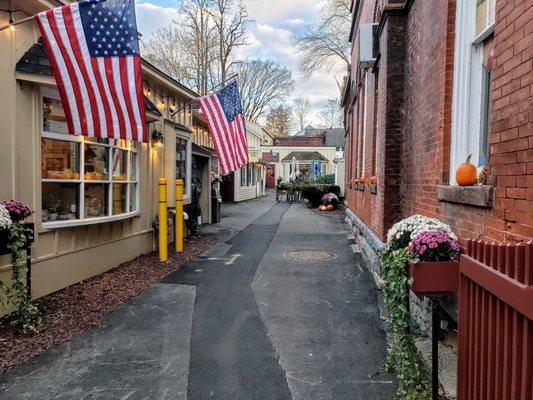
[283, 250, 337, 261]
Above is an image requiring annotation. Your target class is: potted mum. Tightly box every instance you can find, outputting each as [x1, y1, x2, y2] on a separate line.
[408, 230, 461, 295]
[321, 193, 339, 211]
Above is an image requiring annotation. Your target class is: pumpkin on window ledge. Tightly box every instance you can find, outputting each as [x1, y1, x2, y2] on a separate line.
[359, 176, 366, 184]
[455, 154, 478, 186]
[369, 176, 377, 185]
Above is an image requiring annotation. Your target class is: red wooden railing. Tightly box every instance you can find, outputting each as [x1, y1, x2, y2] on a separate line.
[457, 240, 533, 400]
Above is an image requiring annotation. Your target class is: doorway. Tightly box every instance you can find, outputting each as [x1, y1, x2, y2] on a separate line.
[220, 172, 235, 202]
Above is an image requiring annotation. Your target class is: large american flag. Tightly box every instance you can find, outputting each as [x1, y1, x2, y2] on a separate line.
[197, 82, 249, 175]
[35, 0, 147, 142]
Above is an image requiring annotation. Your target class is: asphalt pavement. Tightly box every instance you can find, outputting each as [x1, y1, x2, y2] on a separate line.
[0, 195, 396, 400]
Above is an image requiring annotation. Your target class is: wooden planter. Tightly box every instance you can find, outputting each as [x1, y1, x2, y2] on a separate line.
[408, 260, 459, 295]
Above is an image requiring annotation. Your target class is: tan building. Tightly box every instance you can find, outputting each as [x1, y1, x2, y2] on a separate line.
[0, 0, 203, 304]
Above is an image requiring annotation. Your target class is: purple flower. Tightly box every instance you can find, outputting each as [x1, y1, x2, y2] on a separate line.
[1, 200, 32, 222]
[408, 230, 461, 262]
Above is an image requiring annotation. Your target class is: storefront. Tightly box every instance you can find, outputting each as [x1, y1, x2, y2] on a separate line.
[0, 2, 198, 303]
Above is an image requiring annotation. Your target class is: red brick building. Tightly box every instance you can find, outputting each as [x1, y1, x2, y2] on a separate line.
[343, 0, 532, 251]
[343, 0, 532, 335]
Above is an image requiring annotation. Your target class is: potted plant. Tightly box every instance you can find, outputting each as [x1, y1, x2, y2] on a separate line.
[408, 230, 461, 295]
[321, 193, 339, 211]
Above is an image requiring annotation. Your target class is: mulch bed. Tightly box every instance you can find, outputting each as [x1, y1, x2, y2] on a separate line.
[0, 234, 217, 374]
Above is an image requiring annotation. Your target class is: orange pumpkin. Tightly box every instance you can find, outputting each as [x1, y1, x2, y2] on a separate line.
[369, 176, 377, 185]
[326, 204, 335, 211]
[456, 155, 478, 186]
[359, 176, 366, 184]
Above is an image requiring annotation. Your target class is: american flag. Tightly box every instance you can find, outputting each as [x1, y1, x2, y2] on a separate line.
[197, 81, 249, 175]
[35, 0, 147, 142]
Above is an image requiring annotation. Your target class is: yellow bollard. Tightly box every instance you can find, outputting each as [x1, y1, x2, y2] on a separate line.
[158, 178, 168, 262]
[175, 179, 184, 252]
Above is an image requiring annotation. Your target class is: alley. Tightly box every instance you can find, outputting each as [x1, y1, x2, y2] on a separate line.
[0, 196, 395, 400]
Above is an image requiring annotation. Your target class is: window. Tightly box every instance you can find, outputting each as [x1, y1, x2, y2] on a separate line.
[451, 0, 495, 183]
[41, 89, 139, 227]
[247, 164, 252, 186]
[240, 165, 247, 187]
[372, 70, 379, 177]
[176, 137, 189, 194]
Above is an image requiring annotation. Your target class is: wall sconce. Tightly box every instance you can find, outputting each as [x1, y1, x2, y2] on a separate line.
[151, 130, 164, 149]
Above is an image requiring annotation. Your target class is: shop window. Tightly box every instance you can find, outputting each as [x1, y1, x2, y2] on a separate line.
[41, 89, 140, 226]
[176, 136, 189, 194]
[451, 0, 495, 183]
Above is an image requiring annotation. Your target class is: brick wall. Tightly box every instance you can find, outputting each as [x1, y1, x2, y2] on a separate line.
[486, 0, 533, 241]
[344, 0, 533, 245]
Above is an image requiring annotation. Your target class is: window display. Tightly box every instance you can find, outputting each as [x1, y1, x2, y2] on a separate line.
[112, 184, 127, 215]
[84, 143, 109, 181]
[42, 97, 69, 135]
[112, 148, 128, 181]
[41, 138, 79, 180]
[42, 183, 79, 222]
[41, 91, 140, 226]
[84, 184, 108, 218]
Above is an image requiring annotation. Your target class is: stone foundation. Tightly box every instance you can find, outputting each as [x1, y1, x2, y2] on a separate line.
[345, 208, 437, 336]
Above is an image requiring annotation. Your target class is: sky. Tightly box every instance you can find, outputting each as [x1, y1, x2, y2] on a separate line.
[135, 0, 341, 128]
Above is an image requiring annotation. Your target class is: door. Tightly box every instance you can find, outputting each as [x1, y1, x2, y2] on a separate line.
[220, 172, 235, 202]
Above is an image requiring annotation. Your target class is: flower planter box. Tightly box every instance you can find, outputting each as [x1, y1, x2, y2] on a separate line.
[357, 183, 365, 191]
[369, 184, 377, 194]
[408, 260, 459, 295]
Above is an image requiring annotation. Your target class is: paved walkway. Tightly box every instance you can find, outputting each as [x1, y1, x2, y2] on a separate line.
[0, 196, 396, 399]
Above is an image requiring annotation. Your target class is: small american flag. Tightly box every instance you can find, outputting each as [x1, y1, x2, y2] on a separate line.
[35, 0, 147, 142]
[197, 81, 249, 175]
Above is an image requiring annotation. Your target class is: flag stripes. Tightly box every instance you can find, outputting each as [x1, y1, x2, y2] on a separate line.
[35, 1, 147, 142]
[197, 83, 248, 175]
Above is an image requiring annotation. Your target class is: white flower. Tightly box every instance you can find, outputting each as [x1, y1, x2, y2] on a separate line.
[387, 214, 456, 244]
[0, 204, 12, 230]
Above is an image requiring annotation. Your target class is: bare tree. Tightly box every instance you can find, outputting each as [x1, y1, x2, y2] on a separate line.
[234, 59, 294, 123]
[296, 0, 351, 80]
[210, 0, 250, 85]
[265, 105, 293, 137]
[141, 25, 189, 81]
[292, 97, 312, 132]
[142, 0, 217, 93]
[319, 98, 343, 128]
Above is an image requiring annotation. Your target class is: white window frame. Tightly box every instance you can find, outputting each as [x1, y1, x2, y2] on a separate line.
[176, 133, 191, 197]
[450, 0, 495, 184]
[40, 87, 140, 229]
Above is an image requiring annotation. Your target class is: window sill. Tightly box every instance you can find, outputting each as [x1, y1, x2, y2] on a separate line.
[41, 211, 141, 231]
[436, 185, 494, 208]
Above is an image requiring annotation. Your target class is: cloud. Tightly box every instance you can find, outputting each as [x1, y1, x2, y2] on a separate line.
[135, 2, 179, 39]
[245, 0, 322, 24]
[136, 0, 343, 126]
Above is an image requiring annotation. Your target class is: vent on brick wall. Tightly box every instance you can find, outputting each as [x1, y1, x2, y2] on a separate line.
[359, 23, 378, 68]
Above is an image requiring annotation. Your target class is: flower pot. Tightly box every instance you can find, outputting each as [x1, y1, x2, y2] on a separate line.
[408, 260, 459, 295]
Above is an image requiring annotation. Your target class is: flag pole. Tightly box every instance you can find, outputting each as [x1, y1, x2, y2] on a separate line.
[170, 74, 239, 117]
